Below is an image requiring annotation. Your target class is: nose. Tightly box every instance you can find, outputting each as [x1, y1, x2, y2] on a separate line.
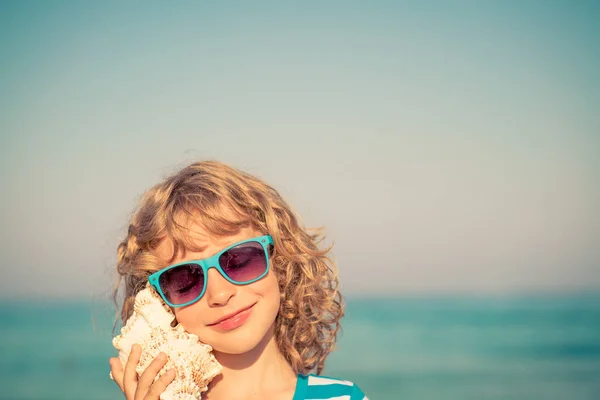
[204, 267, 237, 307]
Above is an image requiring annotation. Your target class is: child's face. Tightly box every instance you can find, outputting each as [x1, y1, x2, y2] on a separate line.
[153, 223, 281, 355]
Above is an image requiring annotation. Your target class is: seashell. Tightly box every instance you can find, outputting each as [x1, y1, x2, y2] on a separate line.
[112, 311, 153, 368]
[133, 289, 175, 330]
[113, 286, 222, 399]
[168, 380, 201, 400]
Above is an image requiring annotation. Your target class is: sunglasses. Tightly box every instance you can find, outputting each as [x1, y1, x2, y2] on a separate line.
[148, 235, 274, 307]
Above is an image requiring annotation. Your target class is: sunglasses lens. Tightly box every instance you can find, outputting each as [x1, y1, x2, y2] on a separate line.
[219, 241, 268, 283]
[159, 264, 205, 305]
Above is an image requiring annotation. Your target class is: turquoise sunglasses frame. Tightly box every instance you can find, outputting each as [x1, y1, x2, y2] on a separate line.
[148, 235, 274, 308]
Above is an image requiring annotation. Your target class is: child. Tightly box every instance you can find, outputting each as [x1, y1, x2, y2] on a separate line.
[109, 161, 368, 400]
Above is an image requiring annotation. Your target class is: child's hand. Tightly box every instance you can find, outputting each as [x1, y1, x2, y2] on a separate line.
[109, 344, 176, 400]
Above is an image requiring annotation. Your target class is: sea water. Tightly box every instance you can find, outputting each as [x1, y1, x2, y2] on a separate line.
[1, 294, 599, 399]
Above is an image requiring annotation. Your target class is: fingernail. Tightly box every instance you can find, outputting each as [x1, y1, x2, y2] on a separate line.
[158, 352, 166, 360]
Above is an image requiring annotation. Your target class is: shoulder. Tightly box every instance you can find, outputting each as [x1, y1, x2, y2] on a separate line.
[294, 374, 368, 400]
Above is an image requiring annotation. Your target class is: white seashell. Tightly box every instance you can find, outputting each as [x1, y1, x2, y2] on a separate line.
[113, 286, 222, 399]
[163, 379, 201, 400]
[134, 288, 176, 330]
[112, 311, 153, 367]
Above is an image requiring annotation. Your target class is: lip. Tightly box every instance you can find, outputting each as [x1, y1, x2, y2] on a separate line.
[208, 303, 255, 331]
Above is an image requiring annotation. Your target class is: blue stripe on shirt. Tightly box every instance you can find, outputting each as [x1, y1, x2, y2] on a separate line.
[294, 374, 368, 400]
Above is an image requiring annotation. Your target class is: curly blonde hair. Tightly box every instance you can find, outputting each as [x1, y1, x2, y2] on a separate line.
[113, 160, 343, 375]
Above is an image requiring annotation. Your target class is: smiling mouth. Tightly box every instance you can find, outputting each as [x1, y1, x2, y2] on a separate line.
[208, 303, 256, 327]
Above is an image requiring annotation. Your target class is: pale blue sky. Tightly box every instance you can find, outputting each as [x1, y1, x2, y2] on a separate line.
[1, 1, 599, 298]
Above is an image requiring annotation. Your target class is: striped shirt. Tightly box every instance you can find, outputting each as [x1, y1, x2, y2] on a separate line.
[293, 374, 368, 400]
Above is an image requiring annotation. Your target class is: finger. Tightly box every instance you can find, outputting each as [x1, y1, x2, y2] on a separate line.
[145, 369, 176, 400]
[136, 352, 169, 399]
[124, 344, 142, 399]
[109, 357, 125, 391]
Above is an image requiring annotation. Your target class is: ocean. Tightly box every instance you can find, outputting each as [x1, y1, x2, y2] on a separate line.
[1, 294, 599, 399]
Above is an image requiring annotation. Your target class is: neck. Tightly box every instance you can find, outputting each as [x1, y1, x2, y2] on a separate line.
[205, 327, 297, 399]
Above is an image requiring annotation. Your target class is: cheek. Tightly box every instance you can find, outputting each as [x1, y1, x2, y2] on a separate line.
[258, 272, 282, 316]
[258, 268, 280, 297]
[171, 303, 206, 334]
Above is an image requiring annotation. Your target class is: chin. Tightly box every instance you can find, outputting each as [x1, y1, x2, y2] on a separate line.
[212, 321, 275, 355]
[212, 339, 262, 355]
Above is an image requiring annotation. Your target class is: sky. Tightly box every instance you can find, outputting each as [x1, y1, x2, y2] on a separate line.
[1, 1, 599, 299]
